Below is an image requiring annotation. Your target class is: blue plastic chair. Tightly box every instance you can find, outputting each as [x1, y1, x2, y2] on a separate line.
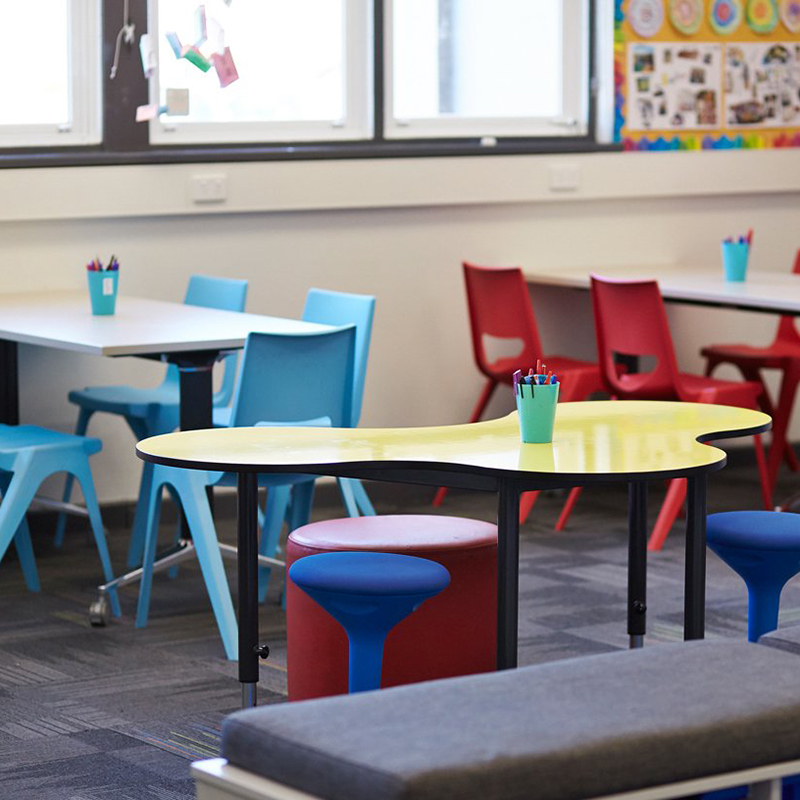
[57, 275, 248, 559]
[0, 425, 120, 617]
[289, 552, 450, 692]
[134, 326, 356, 660]
[707, 511, 800, 642]
[213, 288, 376, 520]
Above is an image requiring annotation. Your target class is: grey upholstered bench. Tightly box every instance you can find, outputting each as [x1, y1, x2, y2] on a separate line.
[193, 638, 800, 800]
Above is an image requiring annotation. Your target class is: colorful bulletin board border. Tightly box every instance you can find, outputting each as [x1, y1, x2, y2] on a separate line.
[616, 0, 800, 150]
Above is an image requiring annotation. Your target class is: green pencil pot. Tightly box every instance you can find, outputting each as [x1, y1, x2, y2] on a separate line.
[515, 382, 559, 444]
[721, 241, 748, 282]
[87, 271, 119, 316]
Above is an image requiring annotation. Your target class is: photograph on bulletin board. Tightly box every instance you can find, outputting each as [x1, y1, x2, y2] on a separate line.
[615, 0, 800, 150]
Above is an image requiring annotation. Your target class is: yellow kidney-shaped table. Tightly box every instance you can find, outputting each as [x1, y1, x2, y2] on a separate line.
[137, 400, 770, 707]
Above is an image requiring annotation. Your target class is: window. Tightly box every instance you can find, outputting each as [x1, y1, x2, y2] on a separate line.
[148, 0, 372, 144]
[0, 0, 601, 162]
[386, 0, 590, 140]
[0, 0, 101, 148]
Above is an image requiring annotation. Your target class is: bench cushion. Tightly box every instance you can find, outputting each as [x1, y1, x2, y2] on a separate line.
[221, 640, 800, 800]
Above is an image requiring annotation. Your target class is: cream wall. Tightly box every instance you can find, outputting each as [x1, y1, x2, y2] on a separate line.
[2, 148, 798, 502]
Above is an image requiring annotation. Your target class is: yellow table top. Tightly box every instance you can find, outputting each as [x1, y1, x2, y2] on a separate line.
[136, 401, 771, 485]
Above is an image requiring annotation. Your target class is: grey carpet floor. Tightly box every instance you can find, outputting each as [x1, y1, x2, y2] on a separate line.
[1, 454, 799, 799]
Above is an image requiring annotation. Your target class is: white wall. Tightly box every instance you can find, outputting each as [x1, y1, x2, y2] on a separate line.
[2, 148, 798, 503]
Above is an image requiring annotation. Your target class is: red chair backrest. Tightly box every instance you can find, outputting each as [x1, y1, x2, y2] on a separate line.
[591, 274, 682, 401]
[773, 248, 800, 348]
[463, 262, 543, 380]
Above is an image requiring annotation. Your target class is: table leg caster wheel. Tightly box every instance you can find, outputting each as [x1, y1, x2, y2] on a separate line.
[89, 595, 110, 627]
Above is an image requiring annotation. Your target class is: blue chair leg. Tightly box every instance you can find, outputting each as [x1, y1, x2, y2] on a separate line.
[0, 472, 40, 591]
[259, 485, 291, 603]
[709, 542, 800, 641]
[0, 467, 45, 576]
[289, 481, 316, 531]
[337, 478, 361, 518]
[73, 461, 121, 618]
[12, 520, 40, 592]
[137, 467, 237, 661]
[135, 462, 165, 629]
[350, 478, 376, 516]
[55, 407, 93, 547]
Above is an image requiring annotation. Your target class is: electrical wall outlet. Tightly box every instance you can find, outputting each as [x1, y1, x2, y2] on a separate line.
[549, 163, 581, 192]
[191, 174, 227, 204]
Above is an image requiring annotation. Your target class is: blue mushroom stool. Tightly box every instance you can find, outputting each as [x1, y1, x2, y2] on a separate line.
[289, 552, 451, 693]
[707, 511, 800, 642]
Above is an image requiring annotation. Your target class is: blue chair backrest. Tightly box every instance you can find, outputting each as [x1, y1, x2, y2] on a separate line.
[302, 288, 375, 428]
[164, 275, 249, 407]
[229, 326, 355, 430]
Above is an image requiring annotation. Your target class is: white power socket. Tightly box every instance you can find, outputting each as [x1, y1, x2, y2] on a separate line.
[191, 174, 228, 204]
[548, 163, 581, 192]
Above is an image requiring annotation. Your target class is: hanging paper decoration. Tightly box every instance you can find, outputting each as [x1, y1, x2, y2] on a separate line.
[710, 0, 743, 31]
[669, 0, 704, 33]
[780, 0, 800, 30]
[630, 0, 665, 36]
[747, 0, 779, 30]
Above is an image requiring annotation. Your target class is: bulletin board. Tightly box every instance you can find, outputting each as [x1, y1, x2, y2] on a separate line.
[615, 0, 800, 150]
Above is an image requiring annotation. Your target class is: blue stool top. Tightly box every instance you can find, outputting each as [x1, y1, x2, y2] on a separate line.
[289, 552, 451, 597]
[708, 511, 800, 551]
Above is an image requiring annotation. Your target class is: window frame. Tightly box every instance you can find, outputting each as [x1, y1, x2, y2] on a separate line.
[382, 0, 591, 141]
[147, 0, 374, 146]
[0, 0, 102, 149]
[0, 0, 617, 169]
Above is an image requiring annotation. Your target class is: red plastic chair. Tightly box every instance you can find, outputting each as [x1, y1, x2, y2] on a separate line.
[702, 248, 800, 500]
[586, 275, 770, 551]
[433, 262, 605, 523]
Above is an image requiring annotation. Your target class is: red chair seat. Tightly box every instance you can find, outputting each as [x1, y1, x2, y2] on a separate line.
[701, 341, 800, 369]
[678, 373, 762, 407]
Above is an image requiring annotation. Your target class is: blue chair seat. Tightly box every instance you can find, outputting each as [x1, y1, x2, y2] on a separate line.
[0, 425, 101, 458]
[290, 552, 450, 692]
[68, 383, 181, 420]
[708, 511, 800, 642]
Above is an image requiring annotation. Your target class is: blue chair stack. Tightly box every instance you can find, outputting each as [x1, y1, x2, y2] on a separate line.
[134, 325, 357, 660]
[0, 425, 120, 619]
[289, 552, 450, 692]
[57, 274, 248, 563]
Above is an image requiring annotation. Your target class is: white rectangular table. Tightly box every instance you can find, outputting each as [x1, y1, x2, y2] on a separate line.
[0, 290, 325, 429]
[524, 264, 800, 504]
[523, 264, 800, 316]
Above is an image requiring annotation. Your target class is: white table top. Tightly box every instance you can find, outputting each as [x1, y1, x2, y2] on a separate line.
[523, 265, 800, 315]
[0, 291, 325, 357]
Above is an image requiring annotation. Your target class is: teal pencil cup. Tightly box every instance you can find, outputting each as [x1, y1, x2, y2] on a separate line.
[721, 241, 748, 282]
[87, 270, 119, 315]
[515, 382, 559, 444]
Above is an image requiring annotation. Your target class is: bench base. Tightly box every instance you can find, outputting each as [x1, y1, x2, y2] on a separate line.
[192, 758, 797, 800]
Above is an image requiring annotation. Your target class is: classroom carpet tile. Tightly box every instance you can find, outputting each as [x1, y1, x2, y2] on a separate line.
[0, 456, 799, 798]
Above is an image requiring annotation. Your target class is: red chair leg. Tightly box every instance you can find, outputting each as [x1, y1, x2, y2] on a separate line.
[519, 491, 540, 524]
[554, 487, 583, 531]
[765, 366, 800, 507]
[648, 478, 687, 551]
[753, 433, 771, 510]
[433, 378, 498, 508]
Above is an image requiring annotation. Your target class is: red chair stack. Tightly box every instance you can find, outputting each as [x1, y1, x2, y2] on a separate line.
[434, 262, 604, 523]
[588, 275, 770, 551]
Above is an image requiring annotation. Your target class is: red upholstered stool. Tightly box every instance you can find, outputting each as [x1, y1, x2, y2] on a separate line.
[286, 514, 497, 701]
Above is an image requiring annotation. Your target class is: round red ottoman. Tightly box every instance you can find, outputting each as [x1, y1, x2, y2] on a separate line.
[286, 514, 497, 701]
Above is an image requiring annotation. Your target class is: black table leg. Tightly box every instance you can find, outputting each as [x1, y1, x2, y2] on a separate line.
[628, 481, 648, 649]
[238, 472, 260, 708]
[0, 339, 19, 425]
[497, 479, 520, 670]
[685, 473, 707, 640]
